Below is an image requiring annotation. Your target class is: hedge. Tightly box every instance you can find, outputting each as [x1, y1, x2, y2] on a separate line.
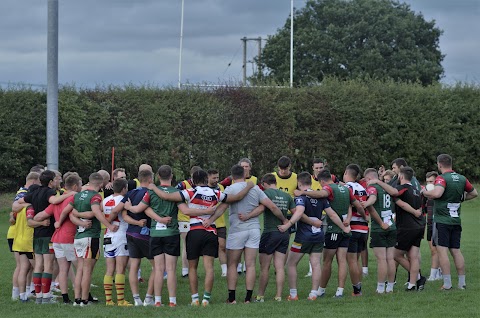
[0, 79, 478, 191]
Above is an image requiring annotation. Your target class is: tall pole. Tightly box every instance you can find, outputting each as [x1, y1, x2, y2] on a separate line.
[178, 0, 184, 89]
[242, 37, 247, 85]
[47, 0, 59, 170]
[290, 0, 294, 88]
[257, 37, 262, 80]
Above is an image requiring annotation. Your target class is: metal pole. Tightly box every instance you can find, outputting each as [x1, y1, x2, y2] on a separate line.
[47, 0, 59, 170]
[242, 37, 247, 85]
[290, 0, 294, 88]
[257, 37, 262, 79]
[178, 0, 184, 89]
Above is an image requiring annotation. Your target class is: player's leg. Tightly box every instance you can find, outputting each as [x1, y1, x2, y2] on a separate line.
[309, 250, 322, 299]
[57, 256, 72, 303]
[18, 253, 31, 301]
[165, 253, 178, 306]
[188, 258, 200, 305]
[318, 248, 336, 295]
[11, 250, 20, 300]
[218, 231, 227, 277]
[373, 247, 387, 293]
[336, 247, 348, 296]
[180, 231, 189, 277]
[104, 257, 116, 305]
[257, 253, 273, 298]
[42, 251, 55, 302]
[226, 248, 243, 303]
[81, 257, 97, 303]
[128, 257, 142, 304]
[286, 247, 303, 300]
[153, 253, 166, 306]
[73, 257, 84, 305]
[115, 255, 129, 304]
[385, 246, 396, 292]
[273, 250, 286, 300]
[202, 255, 215, 306]
[407, 246, 420, 289]
[33, 251, 44, 303]
[244, 229, 260, 303]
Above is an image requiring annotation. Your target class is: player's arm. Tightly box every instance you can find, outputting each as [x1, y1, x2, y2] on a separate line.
[294, 189, 329, 199]
[465, 188, 478, 200]
[299, 213, 322, 228]
[278, 205, 305, 233]
[361, 195, 376, 208]
[366, 205, 389, 230]
[111, 201, 125, 214]
[12, 199, 29, 212]
[203, 202, 228, 227]
[352, 199, 367, 219]
[71, 208, 94, 219]
[178, 203, 216, 216]
[144, 207, 171, 225]
[124, 199, 149, 213]
[48, 191, 76, 205]
[92, 203, 117, 232]
[259, 197, 287, 223]
[238, 204, 265, 221]
[224, 181, 255, 203]
[422, 186, 444, 199]
[121, 209, 147, 227]
[55, 204, 74, 228]
[324, 207, 350, 233]
[26, 207, 50, 228]
[9, 212, 16, 225]
[33, 210, 50, 222]
[395, 198, 422, 218]
[69, 213, 92, 228]
[148, 184, 184, 202]
[368, 179, 399, 196]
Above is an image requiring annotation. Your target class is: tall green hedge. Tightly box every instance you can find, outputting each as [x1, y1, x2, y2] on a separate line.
[1, 79, 478, 190]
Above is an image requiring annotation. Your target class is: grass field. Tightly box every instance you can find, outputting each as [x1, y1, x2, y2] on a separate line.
[0, 192, 478, 317]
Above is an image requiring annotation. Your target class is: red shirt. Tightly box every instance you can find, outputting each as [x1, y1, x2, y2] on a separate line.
[47, 196, 76, 244]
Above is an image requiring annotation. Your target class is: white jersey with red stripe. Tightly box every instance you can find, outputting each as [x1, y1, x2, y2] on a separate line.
[103, 195, 128, 241]
[180, 186, 227, 226]
[345, 181, 369, 233]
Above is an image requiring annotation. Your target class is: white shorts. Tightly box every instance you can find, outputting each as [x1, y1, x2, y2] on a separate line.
[52, 243, 76, 262]
[226, 229, 261, 250]
[74, 237, 100, 259]
[103, 236, 129, 258]
[178, 222, 190, 233]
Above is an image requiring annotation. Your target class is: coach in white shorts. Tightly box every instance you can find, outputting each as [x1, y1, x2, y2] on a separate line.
[205, 164, 283, 303]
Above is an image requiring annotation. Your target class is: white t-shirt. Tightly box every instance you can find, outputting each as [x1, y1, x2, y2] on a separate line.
[103, 195, 128, 242]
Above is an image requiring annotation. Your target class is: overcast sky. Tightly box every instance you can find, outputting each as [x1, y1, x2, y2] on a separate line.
[1, 0, 478, 88]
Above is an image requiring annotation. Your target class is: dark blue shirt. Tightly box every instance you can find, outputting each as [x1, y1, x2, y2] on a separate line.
[122, 187, 151, 238]
[294, 195, 330, 243]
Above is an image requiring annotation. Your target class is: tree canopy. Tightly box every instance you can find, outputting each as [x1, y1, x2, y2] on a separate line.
[260, 0, 444, 85]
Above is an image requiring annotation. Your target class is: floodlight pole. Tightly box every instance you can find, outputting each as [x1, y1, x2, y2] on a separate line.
[290, 0, 294, 88]
[178, 0, 185, 89]
[47, 0, 59, 170]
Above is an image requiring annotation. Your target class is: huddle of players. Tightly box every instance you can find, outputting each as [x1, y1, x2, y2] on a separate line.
[8, 153, 477, 306]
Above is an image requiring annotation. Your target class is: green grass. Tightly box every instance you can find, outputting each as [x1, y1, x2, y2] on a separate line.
[0, 192, 479, 317]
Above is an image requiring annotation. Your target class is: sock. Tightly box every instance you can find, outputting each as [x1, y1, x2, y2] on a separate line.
[20, 292, 26, 301]
[88, 292, 96, 302]
[12, 286, 20, 299]
[376, 282, 385, 293]
[75, 298, 81, 305]
[137, 268, 142, 280]
[145, 294, 153, 300]
[335, 287, 344, 296]
[245, 290, 253, 302]
[309, 289, 318, 298]
[443, 274, 452, 289]
[362, 267, 368, 274]
[26, 285, 31, 295]
[228, 289, 236, 302]
[317, 287, 326, 295]
[82, 299, 88, 305]
[169, 297, 176, 305]
[191, 293, 199, 302]
[62, 293, 70, 303]
[386, 282, 395, 292]
[182, 267, 189, 276]
[309, 262, 313, 273]
[33, 273, 42, 294]
[430, 268, 438, 278]
[115, 274, 125, 302]
[289, 289, 297, 298]
[104, 275, 113, 302]
[237, 263, 243, 272]
[417, 273, 421, 280]
[41, 272, 53, 295]
[203, 291, 211, 302]
[243, 262, 246, 272]
[353, 283, 362, 294]
[155, 296, 161, 304]
[458, 275, 466, 287]
[221, 264, 227, 275]
[407, 283, 416, 289]
[133, 293, 141, 304]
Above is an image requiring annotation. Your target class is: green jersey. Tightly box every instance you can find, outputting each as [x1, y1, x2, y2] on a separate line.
[433, 171, 474, 225]
[366, 184, 396, 232]
[324, 183, 354, 234]
[144, 186, 180, 237]
[73, 190, 103, 239]
[263, 188, 295, 233]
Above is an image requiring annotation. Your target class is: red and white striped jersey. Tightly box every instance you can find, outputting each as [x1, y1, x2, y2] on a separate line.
[180, 186, 227, 226]
[345, 181, 369, 233]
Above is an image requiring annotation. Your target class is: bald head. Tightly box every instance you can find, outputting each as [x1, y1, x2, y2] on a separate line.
[138, 164, 153, 173]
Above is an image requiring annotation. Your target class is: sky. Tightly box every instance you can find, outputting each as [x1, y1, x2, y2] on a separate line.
[0, 0, 478, 88]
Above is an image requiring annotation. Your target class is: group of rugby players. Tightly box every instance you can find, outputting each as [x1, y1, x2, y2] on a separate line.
[7, 153, 477, 307]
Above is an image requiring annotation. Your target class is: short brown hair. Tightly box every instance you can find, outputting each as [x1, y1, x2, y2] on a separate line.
[138, 169, 154, 183]
[437, 154, 452, 167]
[261, 173, 277, 185]
[89, 172, 104, 186]
[426, 171, 439, 179]
[65, 174, 81, 190]
[113, 178, 128, 193]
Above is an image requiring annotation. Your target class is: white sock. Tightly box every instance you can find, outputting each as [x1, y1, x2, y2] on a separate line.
[376, 282, 385, 293]
[289, 289, 297, 297]
[430, 268, 438, 278]
[12, 286, 20, 299]
[19, 292, 26, 300]
[335, 287, 344, 296]
[30, 282, 34, 290]
[155, 296, 161, 303]
[309, 262, 312, 274]
[26, 285, 30, 295]
[169, 297, 176, 304]
[386, 282, 395, 292]
[191, 293, 199, 301]
[443, 275, 452, 289]
[407, 283, 416, 289]
[237, 263, 243, 272]
[221, 264, 227, 275]
[362, 267, 368, 274]
[36, 292, 43, 299]
[458, 275, 466, 287]
[417, 273, 421, 280]
[243, 262, 246, 272]
[145, 294, 153, 300]
[309, 289, 318, 297]
[182, 267, 189, 276]
[317, 287, 326, 295]
[133, 294, 141, 301]
[137, 269, 141, 279]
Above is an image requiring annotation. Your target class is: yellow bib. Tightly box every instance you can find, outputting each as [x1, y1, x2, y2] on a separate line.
[273, 172, 298, 198]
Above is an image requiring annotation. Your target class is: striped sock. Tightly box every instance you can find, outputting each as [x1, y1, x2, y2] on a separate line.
[203, 291, 211, 302]
[41, 273, 53, 294]
[33, 273, 42, 294]
[104, 275, 113, 302]
[114, 274, 125, 302]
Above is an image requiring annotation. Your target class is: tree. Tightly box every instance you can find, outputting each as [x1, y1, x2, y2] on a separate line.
[260, 0, 444, 85]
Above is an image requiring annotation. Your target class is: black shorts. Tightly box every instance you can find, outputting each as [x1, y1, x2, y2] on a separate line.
[435, 223, 461, 249]
[395, 228, 424, 251]
[186, 229, 218, 260]
[19, 252, 34, 260]
[127, 235, 152, 259]
[347, 232, 368, 253]
[324, 232, 350, 250]
[8, 238, 14, 252]
[426, 224, 433, 241]
[370, 230, 396, 248]
[150, 235, 181, 257]
[259, 231, 289, 255]
[217, 227, 227, 240]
